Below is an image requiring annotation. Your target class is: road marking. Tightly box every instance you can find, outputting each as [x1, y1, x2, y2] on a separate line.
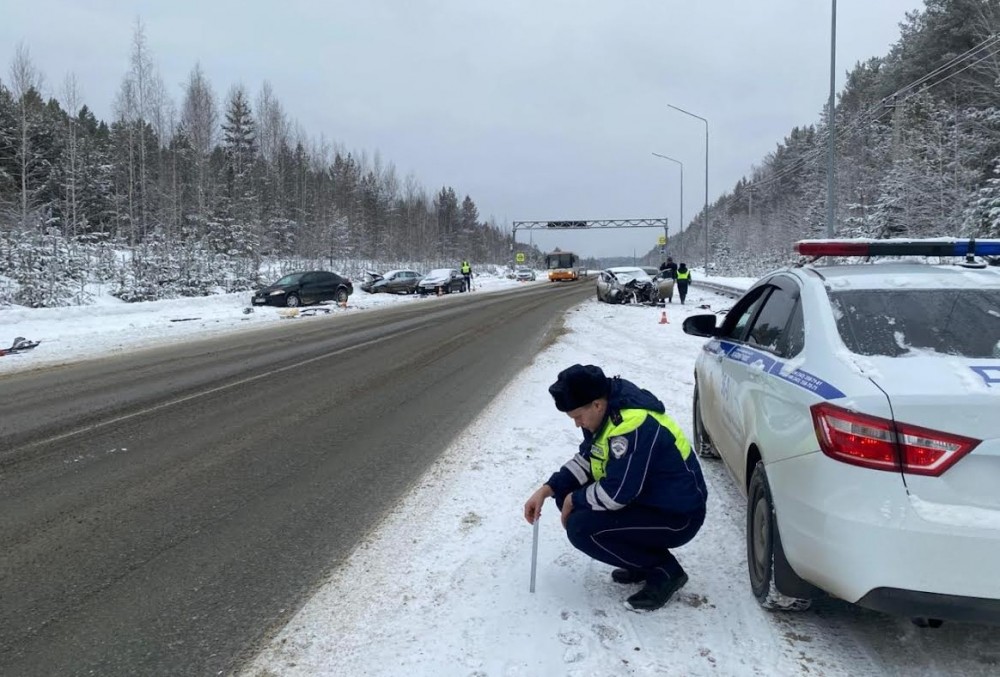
[18, 325, 426, 452]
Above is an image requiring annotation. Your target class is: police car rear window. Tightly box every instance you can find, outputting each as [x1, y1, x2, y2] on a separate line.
[830, 289, 1000, 358]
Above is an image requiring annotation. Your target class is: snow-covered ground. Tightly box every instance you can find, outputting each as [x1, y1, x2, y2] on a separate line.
[3, 270, 997, 676]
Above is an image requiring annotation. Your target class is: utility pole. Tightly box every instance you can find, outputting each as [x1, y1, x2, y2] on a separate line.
[826, 0, 838, 237]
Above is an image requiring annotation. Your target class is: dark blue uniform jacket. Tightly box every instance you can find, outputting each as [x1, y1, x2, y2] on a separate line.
[546, 377, 708, 516]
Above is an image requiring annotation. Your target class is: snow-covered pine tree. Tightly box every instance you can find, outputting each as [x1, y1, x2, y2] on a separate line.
[962, 156, 1000, 237]
[219, 85, 259, 262]
[459, 195, 479, 261]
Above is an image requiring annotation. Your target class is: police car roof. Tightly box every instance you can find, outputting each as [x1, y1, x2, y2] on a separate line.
[798, 260, 1000, 291]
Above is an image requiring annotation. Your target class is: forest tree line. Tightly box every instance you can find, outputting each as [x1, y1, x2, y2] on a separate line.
[6, 2, 1000, 305]
[0, 22, 513, 307]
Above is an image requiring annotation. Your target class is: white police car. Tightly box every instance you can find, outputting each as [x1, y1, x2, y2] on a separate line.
[683, 239, 1000, 625]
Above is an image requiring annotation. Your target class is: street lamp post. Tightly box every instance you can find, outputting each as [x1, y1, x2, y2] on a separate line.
[668, 104, 709, 272]
[651, 152, 683, 260]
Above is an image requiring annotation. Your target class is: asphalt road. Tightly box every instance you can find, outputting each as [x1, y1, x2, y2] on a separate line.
[0, 281, 593, 676]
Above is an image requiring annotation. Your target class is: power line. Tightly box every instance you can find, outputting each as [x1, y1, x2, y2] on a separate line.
[740, 34, 1000, 195]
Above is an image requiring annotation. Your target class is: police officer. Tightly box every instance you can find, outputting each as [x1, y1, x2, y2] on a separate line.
[523, 364, 707, 611]
[460, 260, 472, 291]
[675, 263, 691, 304]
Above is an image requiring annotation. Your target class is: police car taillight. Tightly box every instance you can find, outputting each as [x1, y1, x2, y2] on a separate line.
[810, 403, 979, 476]
[795, 238, 1000, 258]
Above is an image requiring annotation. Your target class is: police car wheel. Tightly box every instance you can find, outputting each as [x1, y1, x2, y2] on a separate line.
[747, 462, 812, 612]
[692, 388, 719, 459]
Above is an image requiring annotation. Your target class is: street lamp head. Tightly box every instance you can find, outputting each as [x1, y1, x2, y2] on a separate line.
[652, 152, 682, 167]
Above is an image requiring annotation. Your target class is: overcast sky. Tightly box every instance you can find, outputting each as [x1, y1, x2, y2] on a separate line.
[3, 0, 924, 259]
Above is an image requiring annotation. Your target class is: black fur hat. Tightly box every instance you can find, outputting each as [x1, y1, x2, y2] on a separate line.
[548, 364, 609, 412]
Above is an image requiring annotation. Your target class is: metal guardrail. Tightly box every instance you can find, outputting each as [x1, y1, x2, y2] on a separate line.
[692, 280, 746, 299]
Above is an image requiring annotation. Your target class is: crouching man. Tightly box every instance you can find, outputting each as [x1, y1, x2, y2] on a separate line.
[523, 364, 707, 611]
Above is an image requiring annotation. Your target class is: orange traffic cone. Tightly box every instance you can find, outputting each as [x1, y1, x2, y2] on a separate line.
[659, 311, 669, 324]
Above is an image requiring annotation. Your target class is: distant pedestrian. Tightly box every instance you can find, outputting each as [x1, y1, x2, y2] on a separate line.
[659, 257, 677, 280]
[461, 260, 473, 291]
[675, 263, 691, 304]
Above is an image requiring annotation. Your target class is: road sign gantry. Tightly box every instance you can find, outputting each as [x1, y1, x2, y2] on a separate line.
[511, 218, 670, 258]
[511, 218, 667, 231]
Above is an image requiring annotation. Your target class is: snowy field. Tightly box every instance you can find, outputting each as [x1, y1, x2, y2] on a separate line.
[3, 271, 997, 676]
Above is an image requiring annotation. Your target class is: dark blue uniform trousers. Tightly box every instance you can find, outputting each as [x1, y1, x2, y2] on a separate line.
[558, 497, 704, 583]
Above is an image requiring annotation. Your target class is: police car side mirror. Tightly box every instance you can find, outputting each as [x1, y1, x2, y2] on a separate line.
[683, 314, 719, 338]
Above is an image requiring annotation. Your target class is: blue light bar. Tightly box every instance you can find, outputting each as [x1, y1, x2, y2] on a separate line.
[795, 239, 1000, 257]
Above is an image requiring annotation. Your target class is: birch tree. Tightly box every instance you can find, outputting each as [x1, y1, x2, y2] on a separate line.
[109, 19, 163, 243]
[61, 73, 82, 237]
[255, 81, 289, 228]
[179, 63, 217, 237]
[9, 42, 43, 231]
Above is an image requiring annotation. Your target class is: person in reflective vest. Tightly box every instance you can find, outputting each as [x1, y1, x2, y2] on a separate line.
[523, 364, 707, 611]
[675, 263, 691, 304]
[460, 260, 472, 291]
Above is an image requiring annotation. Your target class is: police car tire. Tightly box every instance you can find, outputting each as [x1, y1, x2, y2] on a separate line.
[747, 462, 812, 612]
[692, 389, 720, 459]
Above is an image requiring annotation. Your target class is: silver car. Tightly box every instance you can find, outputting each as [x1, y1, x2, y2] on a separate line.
[595, 267, 672, 304]
[643, 267, 675, 302]
[514, 266, 536, 281]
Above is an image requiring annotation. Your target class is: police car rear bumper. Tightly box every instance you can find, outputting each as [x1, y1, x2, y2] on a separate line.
[768, 452, 1000, 613]
[856, 587, 1000, 624]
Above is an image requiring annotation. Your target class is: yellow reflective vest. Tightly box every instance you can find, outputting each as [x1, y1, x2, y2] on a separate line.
[589, 408, 691, 481]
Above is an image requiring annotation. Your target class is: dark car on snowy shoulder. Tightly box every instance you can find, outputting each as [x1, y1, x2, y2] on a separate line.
[250, 270, 353, 307]
[360, 269, 423, 294]
[416, 268, 468, 295]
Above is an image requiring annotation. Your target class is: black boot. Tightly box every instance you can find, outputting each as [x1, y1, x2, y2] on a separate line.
[611, 568, 646, 584]
[625, 573, 688, 611]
